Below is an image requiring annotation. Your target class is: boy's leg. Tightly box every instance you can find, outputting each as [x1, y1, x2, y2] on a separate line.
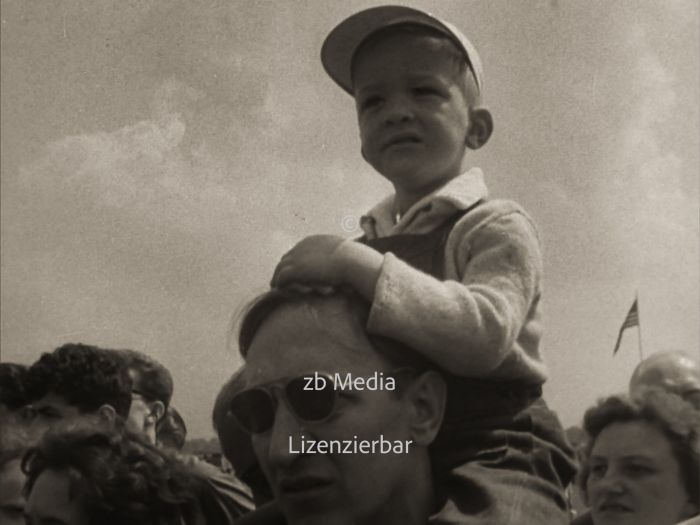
[430, 399, 577, 525]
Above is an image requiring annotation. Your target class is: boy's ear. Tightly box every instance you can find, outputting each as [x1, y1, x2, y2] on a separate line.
[466, 108, 493, 150]
[404, 370, 447, 446]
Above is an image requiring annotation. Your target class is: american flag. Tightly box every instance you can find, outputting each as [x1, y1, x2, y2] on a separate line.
[613, 299, 639, 355]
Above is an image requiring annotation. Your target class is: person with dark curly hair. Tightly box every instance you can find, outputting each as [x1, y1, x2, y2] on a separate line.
[22, 343, 255, 522]
[24, 343, 132, 424]
[114, 349, 255, 522]
[575, 389, 700, 525]
[22, 420, 206, 525]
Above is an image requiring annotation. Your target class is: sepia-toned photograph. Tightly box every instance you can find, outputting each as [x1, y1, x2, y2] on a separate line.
[1, 1, 698, 524]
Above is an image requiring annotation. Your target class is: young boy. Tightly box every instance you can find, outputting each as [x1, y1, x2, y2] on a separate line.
[272, 5, 576, 523]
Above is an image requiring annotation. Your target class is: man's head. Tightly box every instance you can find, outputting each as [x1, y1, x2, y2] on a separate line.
[232, 288, 446, 525]
[116, 349, 173, 444]
[322, 6, 492, 203]
[24, 344, 132, 425]
[156, 406, 187, 451]
[629, 351, 700, 410]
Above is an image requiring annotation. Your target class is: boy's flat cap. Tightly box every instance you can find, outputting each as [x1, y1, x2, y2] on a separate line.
[321, 5, 483, 95]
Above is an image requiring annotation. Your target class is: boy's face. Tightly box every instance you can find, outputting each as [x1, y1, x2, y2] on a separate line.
[353, 32, 472, 196]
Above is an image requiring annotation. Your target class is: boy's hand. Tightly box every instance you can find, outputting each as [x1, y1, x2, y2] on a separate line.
[271, 236, 384, 302]
[271, 235, 349, 288]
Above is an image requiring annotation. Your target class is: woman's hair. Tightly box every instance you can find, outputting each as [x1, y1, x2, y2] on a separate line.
[237, 286, 435, 372]
[22, 420, 200, 525]
[578, 388, 700, 505]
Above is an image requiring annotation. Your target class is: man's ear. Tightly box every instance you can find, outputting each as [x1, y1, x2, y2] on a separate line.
[466, 108, 493, 150]
[404, 371, 447, 446]
[97, 404, 117, 424]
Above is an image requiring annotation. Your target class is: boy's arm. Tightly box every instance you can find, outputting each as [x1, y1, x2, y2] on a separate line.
[270, 210, 542, 377]
[366, 210, 542, 376]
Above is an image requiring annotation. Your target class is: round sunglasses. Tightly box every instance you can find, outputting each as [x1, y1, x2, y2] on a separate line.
[228, 369, 415, 435]
[228, 373, 337, 435]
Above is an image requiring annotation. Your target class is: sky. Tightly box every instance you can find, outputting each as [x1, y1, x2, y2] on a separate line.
[1, 0, 698, 438]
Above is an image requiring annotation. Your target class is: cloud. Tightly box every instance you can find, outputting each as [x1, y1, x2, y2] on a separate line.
[15, 78, 266, 239]
[607, 23, 698, 247]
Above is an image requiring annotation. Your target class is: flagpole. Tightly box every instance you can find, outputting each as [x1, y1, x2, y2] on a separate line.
[636, 291, 644, 361]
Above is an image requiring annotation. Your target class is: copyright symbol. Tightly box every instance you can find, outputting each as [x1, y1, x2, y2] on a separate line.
[340, 215, 359, 233]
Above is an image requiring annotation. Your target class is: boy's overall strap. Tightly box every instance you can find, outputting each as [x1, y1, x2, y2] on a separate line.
[430, 200, 483, 278]
[356, 199, 483, 278]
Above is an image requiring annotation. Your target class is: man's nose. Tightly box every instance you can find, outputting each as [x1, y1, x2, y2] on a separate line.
[383, 95, 414, 125]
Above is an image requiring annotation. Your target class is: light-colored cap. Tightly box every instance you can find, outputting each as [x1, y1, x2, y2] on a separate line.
[321, 5, 483, 96]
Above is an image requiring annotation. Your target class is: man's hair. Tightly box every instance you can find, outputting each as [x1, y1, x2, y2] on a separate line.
[0, 362, 29, 412]
[578, 388, 700, 506]
[238, 286, 434, 373]
[24, 343, 132, 418]
[22, 420, 197, 525]
[117, 349, 173, 409]
[350, 24, 481, 107]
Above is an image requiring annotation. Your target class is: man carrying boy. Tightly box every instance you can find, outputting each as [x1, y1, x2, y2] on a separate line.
[272, 6, 576, 523]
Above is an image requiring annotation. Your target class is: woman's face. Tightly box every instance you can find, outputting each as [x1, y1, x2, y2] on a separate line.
[586, 420, 697, 525]
[25, 468, 91, 525]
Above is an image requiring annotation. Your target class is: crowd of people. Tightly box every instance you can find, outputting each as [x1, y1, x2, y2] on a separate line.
[1, 308, 698, 525]
[1, 4, 699, 525]
[0, 344, 255, 525]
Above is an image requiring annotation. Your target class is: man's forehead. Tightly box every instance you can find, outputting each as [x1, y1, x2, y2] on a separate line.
[243, 299, 385, 383]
